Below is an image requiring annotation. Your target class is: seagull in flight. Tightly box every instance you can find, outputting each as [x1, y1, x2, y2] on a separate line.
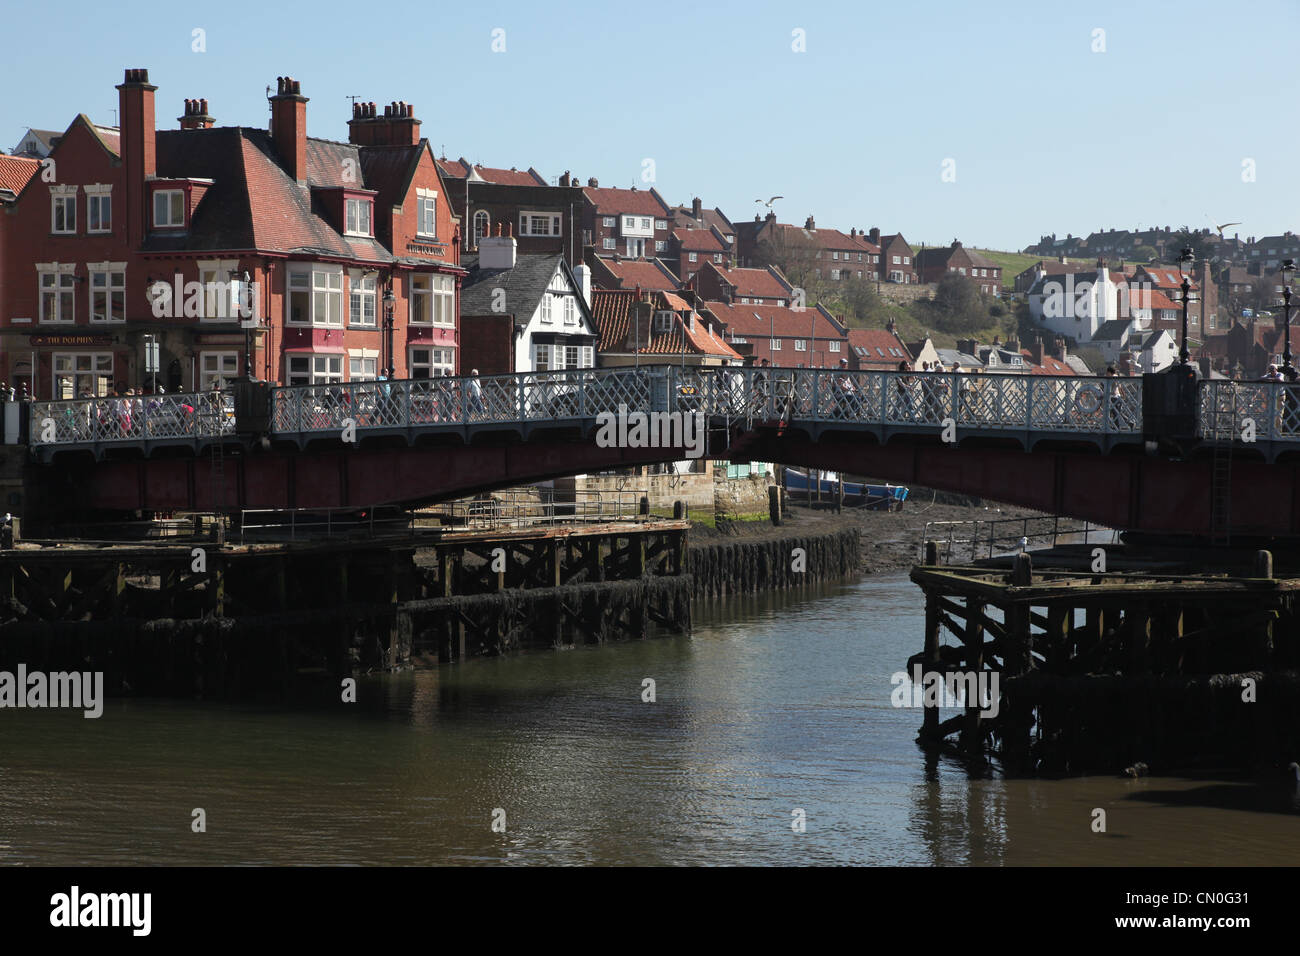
[755, 196, 784, 207]
[1206, 216, 1242, 238]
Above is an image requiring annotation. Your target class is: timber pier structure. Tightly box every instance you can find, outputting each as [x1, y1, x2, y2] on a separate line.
[0, 519, 691, 698]
[910, 542, 1300, 775]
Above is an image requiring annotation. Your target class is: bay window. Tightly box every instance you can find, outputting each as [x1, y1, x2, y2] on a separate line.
[287, 265, 344, 326]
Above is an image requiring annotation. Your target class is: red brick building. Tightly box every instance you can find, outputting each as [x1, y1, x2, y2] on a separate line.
[585, 256, 681, 293]
[691, 262, 795, 307]
[700, 299, 847, 367]
[0, 69, 463, 398]
[914, 240, 1002, 293]
[581, 183, 673, 260]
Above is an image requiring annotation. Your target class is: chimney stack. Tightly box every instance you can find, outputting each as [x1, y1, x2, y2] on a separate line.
[587, 177, 599, 187]
[178, 97, 214, 130]
[116, 68, 158, 246]
[692, 197, 702, 220]
[869, 227, 881, 245]
[270, 75, 309, 184]
[559, 170, 571, 187]
[479, 220, 517, 271]
[805, 215, 815, 230]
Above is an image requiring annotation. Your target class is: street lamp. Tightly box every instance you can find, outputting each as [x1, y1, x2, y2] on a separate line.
[229, 270, 253, 378]
[1177, 247, 1194, 366]
[1281, 259, 1296, 377]
[382, 286, 396, 378]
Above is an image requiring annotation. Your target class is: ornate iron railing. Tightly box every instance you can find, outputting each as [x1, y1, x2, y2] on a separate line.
[30, 366, 1155, 448]
[1197, 380, 1300, 441]
[30, 391, 233, 446]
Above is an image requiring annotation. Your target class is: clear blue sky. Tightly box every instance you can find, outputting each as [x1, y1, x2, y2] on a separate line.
[5, 0, 1296, 251]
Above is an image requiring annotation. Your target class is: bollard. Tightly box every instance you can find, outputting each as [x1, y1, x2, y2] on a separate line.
[639, 496, 649, 516]
[1012, 551, 1032, 586]
[1255, 549, 1274, 579]
[924, 540, 938, 566]
[672, 500, 684, 520]
[768, 485, 782, 526]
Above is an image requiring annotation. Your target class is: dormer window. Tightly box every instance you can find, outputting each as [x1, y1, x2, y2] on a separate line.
[346, 198, 373, 237]
[153, 189, 185, 228]
[654, 311, 674, 333]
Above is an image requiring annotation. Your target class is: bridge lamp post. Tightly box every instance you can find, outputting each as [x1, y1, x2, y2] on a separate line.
[383, 287, 396, 378]
[231, 270, 253, 378]
[1177, 247, 1194, 366]
[1281, 259, 1296, 377]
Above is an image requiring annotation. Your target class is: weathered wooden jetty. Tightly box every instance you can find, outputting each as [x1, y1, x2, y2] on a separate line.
[910, 542, 1300, 774]
[0, 519, 691, 698]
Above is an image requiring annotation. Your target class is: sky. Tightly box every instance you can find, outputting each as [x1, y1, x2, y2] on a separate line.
[4, 0, 1297, 251]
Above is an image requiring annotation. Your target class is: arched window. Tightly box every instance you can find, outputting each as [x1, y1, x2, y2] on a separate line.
[474, 211, 490, 247]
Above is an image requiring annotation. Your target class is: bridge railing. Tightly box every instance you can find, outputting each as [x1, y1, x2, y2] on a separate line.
[30, 391, 233, 446]
[1197, 380, 1300, 440]
[28, 366, 1153, 449]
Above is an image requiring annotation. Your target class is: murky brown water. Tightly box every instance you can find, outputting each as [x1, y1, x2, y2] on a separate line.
[0, 573, 1295, 865]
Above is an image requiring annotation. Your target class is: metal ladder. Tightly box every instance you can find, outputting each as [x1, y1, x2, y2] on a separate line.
[1209, 389, 1234, 547]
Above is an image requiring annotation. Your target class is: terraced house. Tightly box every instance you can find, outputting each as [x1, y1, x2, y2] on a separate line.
[0, 68, 463, 398]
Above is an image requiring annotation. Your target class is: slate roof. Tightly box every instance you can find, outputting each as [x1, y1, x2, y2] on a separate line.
[1092, 319, 1132, 343]
[139, 127, 422, 260]
[460, 252, 566, 321]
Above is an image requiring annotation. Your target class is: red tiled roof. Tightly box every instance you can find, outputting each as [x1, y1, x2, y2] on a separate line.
[673, 228, 723, 252]
[590, 289, 740, 359]
[702, 300, 844, 340]
[594, 257, 681, 292]
[436, 157, 469, 178]
[474, 165, 546, 186]
[1138, 266, 1198, 290]
[705, 263, 790, 300]
[584, 186, 671, 218]
[1021, 350, 1076, 376]
[847, 328, 912, 366]
[0, 154, 40, 195]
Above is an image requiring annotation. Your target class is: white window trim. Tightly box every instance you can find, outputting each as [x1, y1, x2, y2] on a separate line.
[153, 188, 185, 228]
[37, 262, 77, 324]
[286, 264, 345, 327]
[197, 258, 240, 322]
[85, 184, 112, 234]
[87, 261, 127, 324]
[416, 188, 438, 239]
[50, 185, 77, 234]
[199, 351, 241, 390]
[345, 197, 374, 238]
[519, 211, 563, 237]
[348, 270, 378, 328]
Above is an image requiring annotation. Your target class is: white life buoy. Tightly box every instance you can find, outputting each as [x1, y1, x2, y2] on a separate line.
[1075, 384, 1102, 414]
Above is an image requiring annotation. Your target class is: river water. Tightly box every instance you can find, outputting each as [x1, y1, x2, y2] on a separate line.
[1, 573, 1296, 866]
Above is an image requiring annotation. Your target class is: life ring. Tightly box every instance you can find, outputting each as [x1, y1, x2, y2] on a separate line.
[1075, 384, 1102, 414]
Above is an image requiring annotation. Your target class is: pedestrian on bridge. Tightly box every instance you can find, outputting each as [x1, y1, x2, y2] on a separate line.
[468, 369, 486, 416]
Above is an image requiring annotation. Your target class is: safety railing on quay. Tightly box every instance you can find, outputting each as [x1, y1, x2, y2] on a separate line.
[920, 514, 1119, 564]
